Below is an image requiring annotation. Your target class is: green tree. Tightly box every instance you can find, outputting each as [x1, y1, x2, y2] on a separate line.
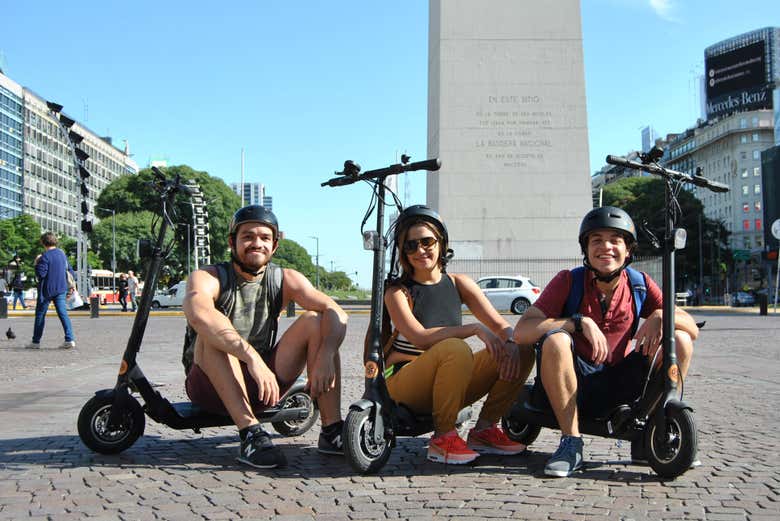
[59, 237, 101, 270]
[273, 239, 316, 280]
[89, 211, 169, 276]
[94, 165, 241, 278]
[321, 270, 353, 291]
[603, 177, 730, 288]
[0, 214, 42, 281]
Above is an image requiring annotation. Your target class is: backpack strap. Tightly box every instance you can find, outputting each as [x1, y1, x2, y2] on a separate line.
[213, 262, 235, 316]
[625, 267, 647, 336]
[564, 266, 647, 335]
[265, 263, 284, 348]
[563, 266, 586, 317]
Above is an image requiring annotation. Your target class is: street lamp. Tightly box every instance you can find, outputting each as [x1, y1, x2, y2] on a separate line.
[97, 207, 116, 296]
[178, 223, 191, 273]
[309, 235, 320, 289]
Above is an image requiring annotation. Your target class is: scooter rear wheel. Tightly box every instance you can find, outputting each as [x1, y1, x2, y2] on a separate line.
[271, 390, 319, 437]
[644, 407, 697, 478]
[77, 394, 145, 454]
[344, 408, 392, 474]
[501, 414, 542, 446]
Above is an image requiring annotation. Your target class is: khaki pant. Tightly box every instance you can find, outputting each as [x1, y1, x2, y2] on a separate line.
[386, 338, 532, 433]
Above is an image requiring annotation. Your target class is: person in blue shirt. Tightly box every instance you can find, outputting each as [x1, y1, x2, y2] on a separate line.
[26, 232, 76, 350]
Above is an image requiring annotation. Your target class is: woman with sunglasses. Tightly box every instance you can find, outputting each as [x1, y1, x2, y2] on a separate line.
[383, 205, 535, 464]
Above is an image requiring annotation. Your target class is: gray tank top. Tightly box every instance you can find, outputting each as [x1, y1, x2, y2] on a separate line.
[230, 266, 275, 354]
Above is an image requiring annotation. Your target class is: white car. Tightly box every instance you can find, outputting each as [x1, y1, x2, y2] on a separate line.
[151, 281, 187, 309]
[474, 275, 541, 314]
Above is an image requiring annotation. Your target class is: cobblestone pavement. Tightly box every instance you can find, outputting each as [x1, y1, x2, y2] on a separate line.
[0, 309, 778, 520]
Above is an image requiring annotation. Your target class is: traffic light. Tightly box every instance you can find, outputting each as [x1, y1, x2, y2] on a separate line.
[187, 182, 211, 266]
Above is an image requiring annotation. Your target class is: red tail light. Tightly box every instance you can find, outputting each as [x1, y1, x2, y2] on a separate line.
[532, 288, 541, 294]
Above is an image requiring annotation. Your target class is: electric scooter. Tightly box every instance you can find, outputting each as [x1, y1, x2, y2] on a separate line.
[77, 168, 318, 455]
[322, 155, 471, 474]
[501, 148, 729, 478]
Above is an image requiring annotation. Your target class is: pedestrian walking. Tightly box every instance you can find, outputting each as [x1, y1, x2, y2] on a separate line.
[0, 275, 8, 299]
[11, 271, 27, 310]
[26, 232, 76, 350]
[117, 273, 129, 312]
[127, 270, 140, 311]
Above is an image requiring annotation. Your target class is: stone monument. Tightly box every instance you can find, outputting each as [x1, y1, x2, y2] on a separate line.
[427, 0, 592, 272]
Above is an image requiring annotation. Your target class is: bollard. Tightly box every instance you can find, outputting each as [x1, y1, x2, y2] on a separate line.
[759, 293, 768, 316]
[90, 296, 100, 318]
[0, 298, 7, 319]
[286, 300, 295, 318]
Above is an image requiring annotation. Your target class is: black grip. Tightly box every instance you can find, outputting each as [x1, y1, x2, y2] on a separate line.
[692, 176, 729, 193]
[605, 155, 631, 168]
[405, 158, 441, 172]
[321, 176, 356, 187]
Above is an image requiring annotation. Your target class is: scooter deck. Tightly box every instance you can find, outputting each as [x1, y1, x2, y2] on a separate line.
[159, 401, 311, 430]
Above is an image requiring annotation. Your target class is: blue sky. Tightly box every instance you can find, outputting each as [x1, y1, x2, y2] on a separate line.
[2, 1, 776, 288]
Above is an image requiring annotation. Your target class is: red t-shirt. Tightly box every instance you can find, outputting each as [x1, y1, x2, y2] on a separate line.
[533, 269, 663, 366]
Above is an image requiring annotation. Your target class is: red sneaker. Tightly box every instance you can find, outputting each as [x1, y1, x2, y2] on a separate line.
[467, 425, 527, 455]
[427, 430, 479, 464]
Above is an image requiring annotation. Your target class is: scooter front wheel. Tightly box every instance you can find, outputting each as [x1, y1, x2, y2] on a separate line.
[272, 390, 319, 437]
[344, 407, 392, 474]
[77, 393, 145, 454]
[644, 407, 697, 479]
[501, 414, 542, 446]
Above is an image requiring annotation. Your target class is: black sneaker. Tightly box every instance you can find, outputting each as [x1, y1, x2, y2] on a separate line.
[317, 420, 344, 455]
[237, 426, 286, 469]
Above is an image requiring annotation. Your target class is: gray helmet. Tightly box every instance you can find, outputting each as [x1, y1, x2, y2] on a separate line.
[578, 206, 636, 251]
[393, 205, 449, 248]
[229, 205, 279, 240]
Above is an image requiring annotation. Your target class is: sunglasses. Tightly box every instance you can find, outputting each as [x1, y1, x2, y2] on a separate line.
[403, 236, 438, 253]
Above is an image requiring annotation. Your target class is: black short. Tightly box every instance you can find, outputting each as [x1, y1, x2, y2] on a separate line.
[185, 349, 293, 415]
[532, 330, 650, 419]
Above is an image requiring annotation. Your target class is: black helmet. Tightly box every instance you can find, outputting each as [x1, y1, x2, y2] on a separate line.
[393, 205, 449, 247]
[229, 205, 279, 240]
[578, 206, 636, 251]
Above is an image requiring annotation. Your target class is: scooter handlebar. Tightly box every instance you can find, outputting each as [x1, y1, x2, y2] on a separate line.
[605, 154, 729, 194]
[322, 157, 442, 187]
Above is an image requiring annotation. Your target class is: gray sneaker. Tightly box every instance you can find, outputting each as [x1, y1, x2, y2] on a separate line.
[60, 340, 76, 350]
[544, 435, 584, 477]
[25, 342, 40, 349]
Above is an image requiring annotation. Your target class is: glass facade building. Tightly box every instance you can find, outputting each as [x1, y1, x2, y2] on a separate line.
[0, 71, 138, 236]
[0, 74, 24, 219]
[230, 182, 266, 207]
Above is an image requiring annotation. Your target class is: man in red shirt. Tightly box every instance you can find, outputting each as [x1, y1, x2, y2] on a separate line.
[513, 206, 699, 477]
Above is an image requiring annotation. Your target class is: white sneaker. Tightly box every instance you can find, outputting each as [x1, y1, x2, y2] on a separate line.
[25, 342, 41, 349]
[59, 340, 76, 349]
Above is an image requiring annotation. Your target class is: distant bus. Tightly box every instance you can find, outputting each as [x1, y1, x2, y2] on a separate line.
[89, 269, 143, 305]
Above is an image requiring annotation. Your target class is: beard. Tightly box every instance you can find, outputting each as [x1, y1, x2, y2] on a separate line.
[235, 249, 269, 271]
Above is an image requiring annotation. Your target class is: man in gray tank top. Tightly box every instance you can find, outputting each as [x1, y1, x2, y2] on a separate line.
[184, 205, 348, 469]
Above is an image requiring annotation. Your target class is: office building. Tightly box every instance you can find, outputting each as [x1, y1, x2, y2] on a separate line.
[665, 109, 774, 253]
[761, 145, 780, 253]
[230, 182, 265, 207]
[1, 71, 138, 237]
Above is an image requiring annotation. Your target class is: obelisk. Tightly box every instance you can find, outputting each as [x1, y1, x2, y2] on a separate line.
[428, 0, 592, 264]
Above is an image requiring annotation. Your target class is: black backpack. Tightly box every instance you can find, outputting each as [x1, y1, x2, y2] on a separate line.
[181, 262, 284, 374]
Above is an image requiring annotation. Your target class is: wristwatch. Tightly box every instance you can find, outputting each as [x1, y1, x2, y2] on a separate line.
[571, 313, 583, 333]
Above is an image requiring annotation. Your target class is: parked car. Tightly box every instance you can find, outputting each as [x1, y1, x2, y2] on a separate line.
[151, 281, 187, 309]
[732, 291, 755, 307]
[473, 275, 541, 314]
